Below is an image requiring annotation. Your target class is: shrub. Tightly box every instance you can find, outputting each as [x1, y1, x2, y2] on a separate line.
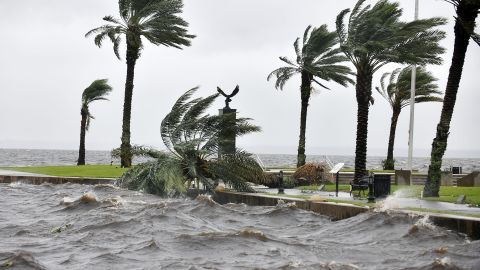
[293, 162, 333, 186]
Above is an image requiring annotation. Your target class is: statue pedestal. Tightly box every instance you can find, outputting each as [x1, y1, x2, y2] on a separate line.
[218, 108, 236, 159]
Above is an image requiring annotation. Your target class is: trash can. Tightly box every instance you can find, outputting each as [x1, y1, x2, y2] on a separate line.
[373, 174, 391, 198]
[452, 167, 462, 174]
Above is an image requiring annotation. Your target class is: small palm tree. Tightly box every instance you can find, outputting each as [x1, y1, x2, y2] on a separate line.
[268, 25, 354, 168]
[86, 0, 195, 168]
[376, 66, 442, 170]
[336, 0, 446, 182]
[78, 79, 113, 165]
[118, 87, 265, 196]
[424, 0, 480, 197]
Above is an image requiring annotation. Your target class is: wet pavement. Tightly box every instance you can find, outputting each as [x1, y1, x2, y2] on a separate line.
[256, 188, 480, 216]
[0, 169, 46, 176]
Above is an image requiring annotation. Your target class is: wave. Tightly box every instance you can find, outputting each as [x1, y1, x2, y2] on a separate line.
[0, 252, 47, 270]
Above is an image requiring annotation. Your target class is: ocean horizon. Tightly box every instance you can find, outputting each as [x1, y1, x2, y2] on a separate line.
[1, 148, 479, 173]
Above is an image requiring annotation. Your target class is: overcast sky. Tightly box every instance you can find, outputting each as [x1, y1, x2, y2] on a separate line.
[0, 0, 479, 158]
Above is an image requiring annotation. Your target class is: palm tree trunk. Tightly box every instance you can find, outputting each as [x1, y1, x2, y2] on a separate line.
[120, 44, 140, 168]
[297, 71, 312, 168]
[424, 2, 478, 197]
[384, 108, 401, 170]
[77, 109, 87, 166]
[354, 67, 373, 182]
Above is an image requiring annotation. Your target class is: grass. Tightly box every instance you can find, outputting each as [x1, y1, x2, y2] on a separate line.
[1, 165, 127, 178]
[402, 207, 480, 219]
[297, 184, 480, 206]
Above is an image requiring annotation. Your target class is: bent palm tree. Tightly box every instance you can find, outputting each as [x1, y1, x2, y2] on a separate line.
[424, 0, 480, 197]
[118, 87, 265, 196]
[268, 25, 354, 168]
[336, 0, 446, 182]
[376, 66, 441, 170]
[86, 0, 195, 168]
[78, 79, 113, 165]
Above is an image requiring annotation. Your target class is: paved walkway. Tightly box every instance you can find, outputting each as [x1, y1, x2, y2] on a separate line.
[0, 169, 46, 177]
[256, 187, 480, 216]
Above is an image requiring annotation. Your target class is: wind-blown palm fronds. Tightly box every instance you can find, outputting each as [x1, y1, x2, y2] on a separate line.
[424, 0, 480, 197]
[336, 0, 446, 182]
[118, 87, 265, 196]
[78, 79, 113, 165]
[267, 24, 354, 168]
[376, 66, 441, 170]
[86, 0, 195, 168]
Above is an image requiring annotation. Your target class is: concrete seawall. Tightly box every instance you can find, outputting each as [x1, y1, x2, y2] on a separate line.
[214, 191, 369, 220]
[214, 191, 480, 239]
[0, 174, 115, 185]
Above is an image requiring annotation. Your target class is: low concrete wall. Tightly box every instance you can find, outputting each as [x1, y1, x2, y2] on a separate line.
[215, 191, 480, 239]
[400, 210, 480, 240]
[0, 175, 115, 185]
[214, 191, 368, 221]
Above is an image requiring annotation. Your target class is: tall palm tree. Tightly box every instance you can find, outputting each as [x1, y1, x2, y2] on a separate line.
[267, 25, 354, 168]
[424, 0, 479, 197]
[376, 66, 442, 170]
[336, 0, 446, 182]
[118, 87, 265, 196]
[86, 0, 195, 167]
[78, 79, 113, 165]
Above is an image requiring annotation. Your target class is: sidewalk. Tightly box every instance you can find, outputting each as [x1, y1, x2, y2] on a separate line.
[256, 187, 480, 217]
[0, 169, 46, 177]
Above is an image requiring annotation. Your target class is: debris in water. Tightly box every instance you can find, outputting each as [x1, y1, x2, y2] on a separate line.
[215, 183, 225, 192]
[79, 193, 97, 203]
[237, 228, 267, 241]
[408, 224, 419, 235]
[434, 247, 448, 254]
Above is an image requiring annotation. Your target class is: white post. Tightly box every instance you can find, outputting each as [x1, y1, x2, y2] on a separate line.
[407, 0, 419, 184]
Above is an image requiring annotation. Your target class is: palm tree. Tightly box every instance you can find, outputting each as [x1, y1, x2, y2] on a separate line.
[78, 79, 113, 165]
[267, 25, 354, 168]
[376, 66, 442, 170]
[118, 87, 265, 196]
[424, 0, 480, 197]
[336, 0, 446, 182]
[86, 0, 195, 168]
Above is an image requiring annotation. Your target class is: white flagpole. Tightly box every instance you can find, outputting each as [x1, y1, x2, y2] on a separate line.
[407, 0, 419, 184]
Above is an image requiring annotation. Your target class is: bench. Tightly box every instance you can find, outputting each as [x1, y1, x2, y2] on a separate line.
[350, 177, 370, 197]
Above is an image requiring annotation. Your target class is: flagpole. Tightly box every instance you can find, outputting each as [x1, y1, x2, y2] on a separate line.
[407, 0, 419, 184]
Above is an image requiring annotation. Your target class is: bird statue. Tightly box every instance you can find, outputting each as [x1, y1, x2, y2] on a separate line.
[217, 85, 239, 109]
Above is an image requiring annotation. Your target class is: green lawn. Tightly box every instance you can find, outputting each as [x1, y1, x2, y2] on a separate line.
[402, 207, 480, 219]
[297, 184, 480, 206]
[1, 165, 128, 178]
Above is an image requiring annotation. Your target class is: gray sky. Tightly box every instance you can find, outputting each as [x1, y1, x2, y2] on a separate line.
[0, 0, 479, 158]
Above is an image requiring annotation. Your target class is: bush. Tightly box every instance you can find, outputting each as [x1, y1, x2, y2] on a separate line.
[260, 172, 295, 188]
[293, 163, 333, 186]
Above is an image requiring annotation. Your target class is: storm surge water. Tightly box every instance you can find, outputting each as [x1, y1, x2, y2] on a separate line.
[1, 183, 480, 269]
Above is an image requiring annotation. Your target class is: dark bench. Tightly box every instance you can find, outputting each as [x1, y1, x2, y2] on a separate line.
[350, 177, 370, 197]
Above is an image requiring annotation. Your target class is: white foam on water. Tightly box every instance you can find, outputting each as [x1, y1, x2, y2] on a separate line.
[8, 182, 23, 188]
[375, 187, 419, 212]
[60, 197, 75, 205]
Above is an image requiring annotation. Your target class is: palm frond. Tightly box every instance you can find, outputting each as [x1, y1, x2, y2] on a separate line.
[375, 66, 441, 110]
[118, 157, 186, 197]
[87, 0, 194, 58]
[337, 0, 446, 71]
[208, 150, 264, 193]
[270, 24, 353, 93]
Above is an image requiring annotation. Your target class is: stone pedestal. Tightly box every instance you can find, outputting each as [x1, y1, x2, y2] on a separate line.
[457, 171, 480, 187]
[395, 170, 411, 185]
[440, 172, 454, 186]
[218, 108, 236, 159]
